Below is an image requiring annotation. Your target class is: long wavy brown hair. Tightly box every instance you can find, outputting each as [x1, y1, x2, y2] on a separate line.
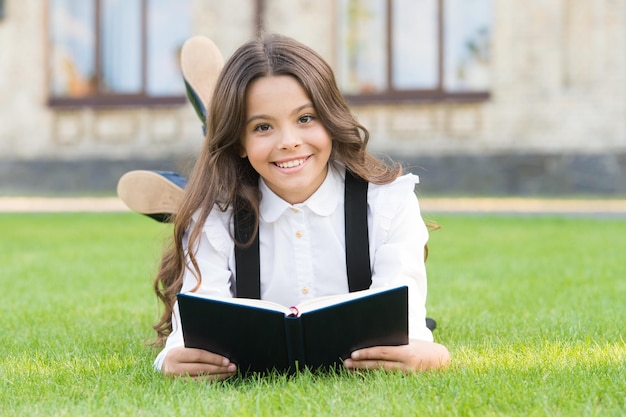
[152, 33, 403, 346]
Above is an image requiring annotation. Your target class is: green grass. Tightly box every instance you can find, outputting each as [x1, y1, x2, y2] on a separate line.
[1, 213, 624, 416]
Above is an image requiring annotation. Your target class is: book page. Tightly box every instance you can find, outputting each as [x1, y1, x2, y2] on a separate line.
[294, 285, 405, 315]
[180, 284, 405, 317]
[180, 292, 292, 315]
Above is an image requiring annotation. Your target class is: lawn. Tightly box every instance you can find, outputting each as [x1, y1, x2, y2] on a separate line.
[1, 212, 624, 416]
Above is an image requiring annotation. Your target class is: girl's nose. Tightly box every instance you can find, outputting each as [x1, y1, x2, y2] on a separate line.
[278, 127, 301, 149]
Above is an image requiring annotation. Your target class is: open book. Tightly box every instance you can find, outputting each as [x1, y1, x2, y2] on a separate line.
[177, 285, 408, 374]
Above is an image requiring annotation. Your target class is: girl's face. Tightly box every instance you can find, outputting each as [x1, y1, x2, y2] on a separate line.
[241, 75, 332, 205]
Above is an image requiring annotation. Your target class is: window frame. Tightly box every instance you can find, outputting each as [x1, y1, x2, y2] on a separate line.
[46, 0, 186, 108]
[339, 0, 490, 104]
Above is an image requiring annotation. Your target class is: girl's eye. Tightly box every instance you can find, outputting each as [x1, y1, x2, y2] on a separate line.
[254, 123, 271, 133]
[298, 115, 314, 124]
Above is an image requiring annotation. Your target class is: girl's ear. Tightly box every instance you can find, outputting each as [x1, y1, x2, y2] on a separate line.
[236, 136, 247, 158]
[238, 144, 247, 158]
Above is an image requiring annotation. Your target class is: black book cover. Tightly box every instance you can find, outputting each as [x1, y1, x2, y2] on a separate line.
[177, 285, 408, 374]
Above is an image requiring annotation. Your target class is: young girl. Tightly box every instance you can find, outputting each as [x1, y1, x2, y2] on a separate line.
[153, 33, 450, 379]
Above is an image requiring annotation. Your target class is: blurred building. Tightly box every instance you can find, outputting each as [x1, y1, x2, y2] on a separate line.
[0, 0, 624, 194]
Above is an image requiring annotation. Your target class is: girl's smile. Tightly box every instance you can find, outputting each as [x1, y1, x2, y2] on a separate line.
[241, 75, 332, 204]
[273, 156, 310, 170]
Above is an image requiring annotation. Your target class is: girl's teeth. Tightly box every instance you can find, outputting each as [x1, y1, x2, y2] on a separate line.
[276, 159, 305, 168]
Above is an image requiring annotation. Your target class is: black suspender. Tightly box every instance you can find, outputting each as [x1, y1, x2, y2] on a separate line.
[234, 171, 371, 299]
[233, 205, 261, 299]
[343, 171, 372, 292]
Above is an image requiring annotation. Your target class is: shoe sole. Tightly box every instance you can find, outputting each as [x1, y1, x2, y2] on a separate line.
[117, 170, 184, 216]
[180, 36, 225, 115]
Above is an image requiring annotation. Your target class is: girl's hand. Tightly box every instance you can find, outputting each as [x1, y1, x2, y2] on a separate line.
[344, 339, 450, 372]
[162, 346, 237, 380]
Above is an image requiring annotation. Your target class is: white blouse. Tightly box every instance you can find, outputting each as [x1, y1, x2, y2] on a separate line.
[154, 161, 433, 371]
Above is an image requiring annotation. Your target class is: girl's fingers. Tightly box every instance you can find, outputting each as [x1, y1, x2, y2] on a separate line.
[174, 347, 230, 366]
[344, 345, 407, 371]
[344, 358, 405, 371]
[344, 340, 449, 371]
[350, 345, 400, 362]
[168, 361, 237, 377]
[169, 363, 237, 381]
[163, 347, 237, 378]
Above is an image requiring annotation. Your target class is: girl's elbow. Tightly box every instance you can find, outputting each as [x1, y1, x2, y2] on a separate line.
[432, 342, 451, 369]
[420, 341, 450, 371]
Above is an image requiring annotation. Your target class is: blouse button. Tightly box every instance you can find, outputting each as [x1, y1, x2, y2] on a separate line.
[291, 208, 299, 214]
[301, 287, 309, 294]
[295, 231, 303, 238]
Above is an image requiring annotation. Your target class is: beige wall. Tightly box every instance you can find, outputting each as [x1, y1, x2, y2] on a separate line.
[485, 0, 626, 154]
[0, 1, 48, 158]
[0, 0, 624, 161]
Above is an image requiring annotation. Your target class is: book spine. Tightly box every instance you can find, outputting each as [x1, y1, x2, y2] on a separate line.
[284, 316, 306, 373]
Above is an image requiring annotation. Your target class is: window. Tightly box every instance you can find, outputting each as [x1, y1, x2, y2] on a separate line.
[47, 0, 191, 107]
[337, 0, 492, 102]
